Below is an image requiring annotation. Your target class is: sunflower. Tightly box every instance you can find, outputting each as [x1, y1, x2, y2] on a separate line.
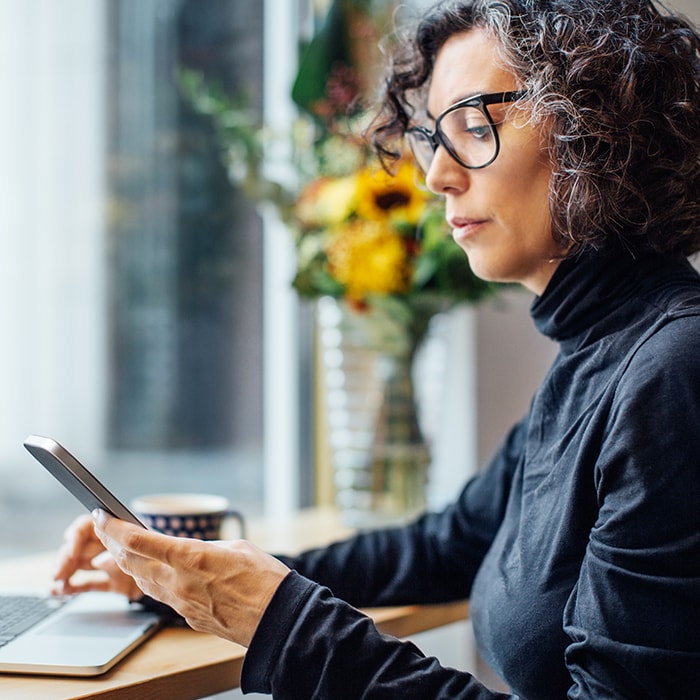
[354, 158, 429, 226]
[325, 219, 412, 301]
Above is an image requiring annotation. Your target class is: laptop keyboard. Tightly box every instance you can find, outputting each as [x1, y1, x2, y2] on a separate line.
[0, 595, 68, 648]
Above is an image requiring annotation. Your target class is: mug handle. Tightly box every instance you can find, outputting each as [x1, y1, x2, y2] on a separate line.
[224, 509, 246, 539]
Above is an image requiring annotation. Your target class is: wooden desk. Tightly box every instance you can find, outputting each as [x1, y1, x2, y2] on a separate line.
[0, 508, 468, 699]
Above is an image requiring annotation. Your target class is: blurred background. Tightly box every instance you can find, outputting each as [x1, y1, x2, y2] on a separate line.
[0, 1, 696, 698]
[0, 0, 549, 557]
[0, 0, 696, 554]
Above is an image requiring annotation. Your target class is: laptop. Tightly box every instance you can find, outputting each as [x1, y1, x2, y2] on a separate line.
[0, 589, 162, 676]
[0, 435, 165, 675]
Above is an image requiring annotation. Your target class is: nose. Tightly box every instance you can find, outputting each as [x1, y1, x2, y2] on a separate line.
[424, 143, 470, 196]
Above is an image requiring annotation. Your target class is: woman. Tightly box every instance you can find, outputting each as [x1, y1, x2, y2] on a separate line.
[54, 1, 700, 697]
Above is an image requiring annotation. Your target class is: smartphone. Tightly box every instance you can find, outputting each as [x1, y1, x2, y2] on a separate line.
[23, 434, 146, 528]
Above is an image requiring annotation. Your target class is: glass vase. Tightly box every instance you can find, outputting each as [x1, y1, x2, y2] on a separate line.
[317, 297, 443, 528]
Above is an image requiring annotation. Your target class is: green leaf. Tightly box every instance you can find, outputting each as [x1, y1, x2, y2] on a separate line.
[292, 0, 352, 115]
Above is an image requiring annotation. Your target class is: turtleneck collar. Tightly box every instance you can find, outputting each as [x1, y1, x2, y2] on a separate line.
[530, 247, 697, 352]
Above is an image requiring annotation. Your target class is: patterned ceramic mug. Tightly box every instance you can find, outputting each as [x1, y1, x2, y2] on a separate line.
[131, 493, 245, 540]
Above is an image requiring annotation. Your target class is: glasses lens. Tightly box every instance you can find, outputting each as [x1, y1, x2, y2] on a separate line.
[440, 105, 497, 168]
[406, 129, 434, 173]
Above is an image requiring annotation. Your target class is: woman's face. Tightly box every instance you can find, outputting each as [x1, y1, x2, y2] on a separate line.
[424, 29, 561, 295]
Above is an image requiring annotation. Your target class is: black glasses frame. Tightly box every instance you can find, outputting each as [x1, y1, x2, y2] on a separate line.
[407, 90, 525, 171]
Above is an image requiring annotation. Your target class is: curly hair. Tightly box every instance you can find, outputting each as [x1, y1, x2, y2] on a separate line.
[371, 0, 700, 256]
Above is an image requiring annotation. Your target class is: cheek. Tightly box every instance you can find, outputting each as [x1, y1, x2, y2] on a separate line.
[494, 177, 550, 233]
[504, 160, 553, 238]
[497, 127, 553, 210]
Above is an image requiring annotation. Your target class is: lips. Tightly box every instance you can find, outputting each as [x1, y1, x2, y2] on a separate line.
[448, 216, 488, 241]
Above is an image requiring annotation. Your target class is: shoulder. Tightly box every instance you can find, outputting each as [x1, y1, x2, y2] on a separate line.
[605, 306, 700, 450]
[615, 271, 700, 391]
[624, 308, 700, 379]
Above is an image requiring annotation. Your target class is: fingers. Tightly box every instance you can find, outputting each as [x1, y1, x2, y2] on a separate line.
[91, 511, 291, 647]
[52, 513, 143, 599]
[92, 510, 176, 565]
[92, 510, 221, 615]
[92, 510, 177, 594]
[90, 550, 144, 599]
[53, 514, 104, 585]
[55, 578, 113, 596]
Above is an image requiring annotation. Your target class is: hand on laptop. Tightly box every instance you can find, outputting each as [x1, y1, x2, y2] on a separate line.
[52, 514, 142, 600]
[90, 509, 290, 648]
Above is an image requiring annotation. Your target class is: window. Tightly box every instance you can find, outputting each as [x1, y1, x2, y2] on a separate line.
[0, 0, 274, 557]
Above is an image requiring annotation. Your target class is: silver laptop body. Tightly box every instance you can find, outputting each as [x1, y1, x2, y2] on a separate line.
[0, 591, 162, 676]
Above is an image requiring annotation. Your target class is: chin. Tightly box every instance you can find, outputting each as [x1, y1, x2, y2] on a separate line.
[463, 256, 504, 285]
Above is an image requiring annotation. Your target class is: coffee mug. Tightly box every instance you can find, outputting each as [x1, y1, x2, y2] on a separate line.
[131, 493, 245, 540]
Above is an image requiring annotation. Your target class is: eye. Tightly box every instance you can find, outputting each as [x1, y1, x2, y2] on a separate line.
[444, 106, 494, 144]
[465, 124, 492, 141]
[462, 111, 493, 140]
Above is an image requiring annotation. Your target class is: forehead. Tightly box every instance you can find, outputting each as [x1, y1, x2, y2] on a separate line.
[427, 28, 518, 114]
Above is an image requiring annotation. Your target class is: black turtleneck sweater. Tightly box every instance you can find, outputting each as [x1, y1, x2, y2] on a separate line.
[241, 250, 700, 699]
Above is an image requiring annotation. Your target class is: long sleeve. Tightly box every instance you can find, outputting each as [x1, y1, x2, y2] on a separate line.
[240, 252, 700, 698]
[240, 420, 528, 698]
[241, 571, 516, 699]
[276, 417, 527, 607]
[239, 251, 700, 698]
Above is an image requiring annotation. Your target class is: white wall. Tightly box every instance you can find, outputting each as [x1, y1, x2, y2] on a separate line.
[669, 0, 698, 21]
[475, 291, 556, 465]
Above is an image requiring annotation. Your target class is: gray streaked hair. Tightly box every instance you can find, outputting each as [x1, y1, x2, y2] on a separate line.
[371, 0, 700, 256]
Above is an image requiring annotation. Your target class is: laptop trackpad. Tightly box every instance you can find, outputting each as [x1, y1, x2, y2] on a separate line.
[38, 611, 145, 638]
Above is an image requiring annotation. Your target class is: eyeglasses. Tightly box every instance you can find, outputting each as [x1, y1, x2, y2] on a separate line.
[406, 91, 525, 173]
